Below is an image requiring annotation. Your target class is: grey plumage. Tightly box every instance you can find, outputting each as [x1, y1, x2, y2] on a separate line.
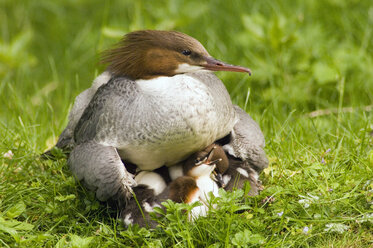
[54, 70, 267, 208]
[74, 76, 140, 145]
[223, 105, 268, 173]
[55, 72, 112, 151]
[68, 141, 136, 202]
[72, 71, 237, 169]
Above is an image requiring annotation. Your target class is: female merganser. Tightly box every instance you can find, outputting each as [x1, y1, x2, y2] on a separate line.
[49, 30, 268, 207]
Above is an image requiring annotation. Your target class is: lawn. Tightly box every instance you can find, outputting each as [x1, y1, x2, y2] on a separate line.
[1, 0, 372, 247]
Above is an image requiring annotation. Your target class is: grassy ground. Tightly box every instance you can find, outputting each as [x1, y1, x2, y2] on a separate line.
[1, 0, 372, 247]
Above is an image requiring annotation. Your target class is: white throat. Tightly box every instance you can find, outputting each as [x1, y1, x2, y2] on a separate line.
[174, 63, 205, 74]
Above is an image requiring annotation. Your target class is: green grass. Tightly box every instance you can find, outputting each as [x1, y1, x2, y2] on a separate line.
[1, 0, 372, 247]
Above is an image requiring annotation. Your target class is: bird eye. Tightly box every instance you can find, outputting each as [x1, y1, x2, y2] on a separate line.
[181, 50, 191, 56]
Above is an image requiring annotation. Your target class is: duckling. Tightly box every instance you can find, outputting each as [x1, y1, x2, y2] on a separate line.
[167, 145, 224, 219]
[187, 143, 263, 196]
[168, 144, 228, 182]
[134, 171, 167, 195]
[221, 155, 264, 196]
[120, 184, 160, 228]
[120, 171, 166, 228]
[168, 176, 200, 204]
[202, 144, 264, 196]
[168, 176, 209, 219]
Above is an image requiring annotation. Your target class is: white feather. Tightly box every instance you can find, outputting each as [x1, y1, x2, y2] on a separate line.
[196, 176, 219, 202]
[135, 171, 166, 195]
[123, 213, 133, 226]
[168, 164, 184, 181]
[236, 167, 249, 178]
[223, 175, 232, 186]
[174, 63, 203, 73]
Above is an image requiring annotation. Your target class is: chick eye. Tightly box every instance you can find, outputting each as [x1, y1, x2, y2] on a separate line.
[181, 50, 191, 56]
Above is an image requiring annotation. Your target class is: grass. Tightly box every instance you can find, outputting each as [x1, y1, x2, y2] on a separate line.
[1, 0, 372, 247]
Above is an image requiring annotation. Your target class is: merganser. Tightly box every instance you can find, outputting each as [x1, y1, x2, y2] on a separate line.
[183, 146, 221, 200]
[48, 30, 268, 206]
[171, 147, 223, 219]
[120, 171, 167, 228]
[120, 184, 161, 228]
[222, 155, 264, 196]
[196, 144, 229, 187]
[134, 171, 167, 195]
[191, 143, 264, 195]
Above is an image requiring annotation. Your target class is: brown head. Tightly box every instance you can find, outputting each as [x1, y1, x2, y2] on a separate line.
[184, 144, 229, 176]
[169, 176, 200, 203]
[101, 30, 251, 79]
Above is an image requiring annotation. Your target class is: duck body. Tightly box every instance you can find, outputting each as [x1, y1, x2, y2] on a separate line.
[49, 30, 268, 208]
[75, 71, 235, 170]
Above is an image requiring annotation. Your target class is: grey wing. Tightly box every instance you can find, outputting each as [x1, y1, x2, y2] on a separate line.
[68, 141, 136, 203]
[68, 76, 140, 204]
[54, 88, 95, 151]
[223, 105, 268, 173]
[74, 76, 138, 144]
[55, 72, 112, 150]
